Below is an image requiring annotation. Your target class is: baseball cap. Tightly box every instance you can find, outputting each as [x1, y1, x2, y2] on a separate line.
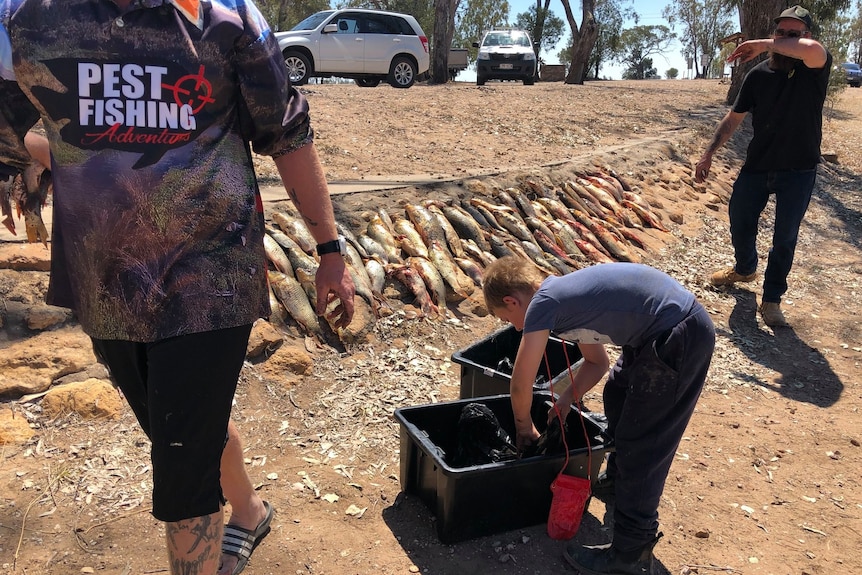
[774, 5, 812, 29]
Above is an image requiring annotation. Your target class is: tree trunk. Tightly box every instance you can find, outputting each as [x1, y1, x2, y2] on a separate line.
[726, 0, 785, 104]
[532, 0, 551, 54]
[560, 0, 597, 84]
[430, 0, 459, 84]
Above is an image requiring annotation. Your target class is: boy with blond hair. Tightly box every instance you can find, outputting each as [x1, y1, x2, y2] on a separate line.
[482, 257, 714, 575]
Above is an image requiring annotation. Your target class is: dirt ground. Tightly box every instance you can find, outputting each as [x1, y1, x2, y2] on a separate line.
[2, 79, 861, 575]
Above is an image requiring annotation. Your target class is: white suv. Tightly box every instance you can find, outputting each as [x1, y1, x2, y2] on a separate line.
[473, 29, 537, 86]
[275, 9, 430, 88]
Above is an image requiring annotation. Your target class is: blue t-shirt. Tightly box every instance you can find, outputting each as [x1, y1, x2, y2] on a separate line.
[523, 263, 696, 348]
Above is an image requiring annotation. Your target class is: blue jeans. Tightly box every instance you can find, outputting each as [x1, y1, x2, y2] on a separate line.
[729, 169, 816, 303]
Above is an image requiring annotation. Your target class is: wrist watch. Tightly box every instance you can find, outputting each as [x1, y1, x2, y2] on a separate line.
[316, 236, 347, 257]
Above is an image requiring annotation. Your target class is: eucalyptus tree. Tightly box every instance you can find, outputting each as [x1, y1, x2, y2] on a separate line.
[430, 0, 462, 83]
[662, 0, 734, 79]
[452, 0, 509, 59]
[845, 0, 862, 62]
[615, 24, 675, 79]
[589, 0, 636, 79]
[255, 0, 331, 31]
[558, 0, 599, 83]
[514, 4, 565, 58]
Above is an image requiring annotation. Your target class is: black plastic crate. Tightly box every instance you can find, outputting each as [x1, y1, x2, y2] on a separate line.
[452, 325, 583, 399]
[395, 392, 611, 543]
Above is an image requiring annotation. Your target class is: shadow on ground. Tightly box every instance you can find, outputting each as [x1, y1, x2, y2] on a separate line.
[721, 289, 843, 407]
[381, 493, 672, 574]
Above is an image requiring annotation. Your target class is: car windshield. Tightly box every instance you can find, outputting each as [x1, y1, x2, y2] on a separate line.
[842, 63, 860, 71]
[484, 31, 531, 47]
[292, 11, 334, 31]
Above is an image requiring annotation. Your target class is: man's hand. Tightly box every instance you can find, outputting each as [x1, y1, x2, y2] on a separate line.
[315, 253, 355, 329]
[728, 39, 769, 65]
[694, 154, 712, 183]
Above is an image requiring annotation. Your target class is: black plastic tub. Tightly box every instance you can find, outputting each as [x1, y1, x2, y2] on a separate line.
[395, 392, 611, 543]
[451, 325, 583, 399]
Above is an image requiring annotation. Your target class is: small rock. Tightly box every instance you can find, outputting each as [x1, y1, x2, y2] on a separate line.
[408, 566, 420, 573]
[695, 529, 710, 538]
[0, 410, 35, 445]
[41, 379, 123, 420]
[25, 304, 71, 330]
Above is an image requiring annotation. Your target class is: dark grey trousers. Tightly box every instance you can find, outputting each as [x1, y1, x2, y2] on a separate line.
[602, 301, 715, 552]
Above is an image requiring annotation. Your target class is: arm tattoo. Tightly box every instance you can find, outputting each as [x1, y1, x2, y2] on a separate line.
[707, 119, 735, 154]
[287, 186, 318, 228]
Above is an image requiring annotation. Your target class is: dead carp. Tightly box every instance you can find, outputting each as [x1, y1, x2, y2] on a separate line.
[1, 161, 51, 245]
[385, 263, 438, 317]
[621, 199, 669, 232]
[440, 203, 491, 252]
[366, 214, 403, 263]
[272, 212, 316, 255]
[263, 232, 294, 274]
[461, 238, 497, 267]
[405, 203, 447, 247]
[268, 269, 322, 337]
[408, 255, 448, 308]
[426, 203, 466, 259]
[393, 217, 430, 259]
[268, 227, 318, 274]
[428, 240, 475, 300]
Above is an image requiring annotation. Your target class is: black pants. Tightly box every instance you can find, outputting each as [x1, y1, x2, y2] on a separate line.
[602, 302, 715, 551]
[91, 324, 252, 522]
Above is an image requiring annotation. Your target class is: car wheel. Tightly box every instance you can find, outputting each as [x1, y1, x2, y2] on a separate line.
[284, 51, 311, 86]
[388, 57, 417, 88]
[476, 75, 486, 86]
[523, 76, 535, 86]
[355, 78, 381, 88]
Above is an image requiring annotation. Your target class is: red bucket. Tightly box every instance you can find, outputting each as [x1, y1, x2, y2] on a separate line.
[547, 473, 592, 540]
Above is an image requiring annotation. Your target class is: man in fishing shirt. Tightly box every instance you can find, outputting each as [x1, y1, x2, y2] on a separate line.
[695, 5, 830, 328]
[482, 257, 715, 575]
[0, 1, 355, 574]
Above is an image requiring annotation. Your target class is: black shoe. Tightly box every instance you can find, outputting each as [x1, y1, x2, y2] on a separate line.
[563, 533, 662, 575]
[591, 469, 614, 497]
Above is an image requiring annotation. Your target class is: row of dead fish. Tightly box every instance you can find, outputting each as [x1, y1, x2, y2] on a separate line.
[264, 167, 670, 340]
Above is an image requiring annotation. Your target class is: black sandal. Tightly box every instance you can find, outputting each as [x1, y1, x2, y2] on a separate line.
[221, 501, 274, 575]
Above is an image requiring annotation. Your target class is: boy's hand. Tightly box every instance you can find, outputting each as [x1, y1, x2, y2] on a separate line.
[516, 425, 540, 453]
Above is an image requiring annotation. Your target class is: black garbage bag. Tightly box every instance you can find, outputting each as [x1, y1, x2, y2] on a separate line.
[450, 403, 518, 467]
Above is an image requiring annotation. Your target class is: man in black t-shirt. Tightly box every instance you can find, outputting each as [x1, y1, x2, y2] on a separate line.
[695, 5, 830, 329]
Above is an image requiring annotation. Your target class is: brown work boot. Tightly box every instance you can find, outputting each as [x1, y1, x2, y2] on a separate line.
[710, 267, 757, 286]
[759, 302, 788, 327]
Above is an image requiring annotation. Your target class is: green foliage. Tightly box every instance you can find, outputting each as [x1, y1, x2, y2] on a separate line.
[514, 4, 565, 57]
[616, 25, 675, 79]
[845, 0, 862, 62]
[819, 10, 851, 60]
[588, 0, 636, 79]
[622, 56, 657, 79]
[452, 0, 510, 60]
[255, 0, 332, 32]
[826, 61, 848, 112]
[666, 67, 679, 79]
[662, 0, 734, 79]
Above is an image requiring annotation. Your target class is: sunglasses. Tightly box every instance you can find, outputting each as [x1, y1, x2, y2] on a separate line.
[774, 29, 804, 38]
